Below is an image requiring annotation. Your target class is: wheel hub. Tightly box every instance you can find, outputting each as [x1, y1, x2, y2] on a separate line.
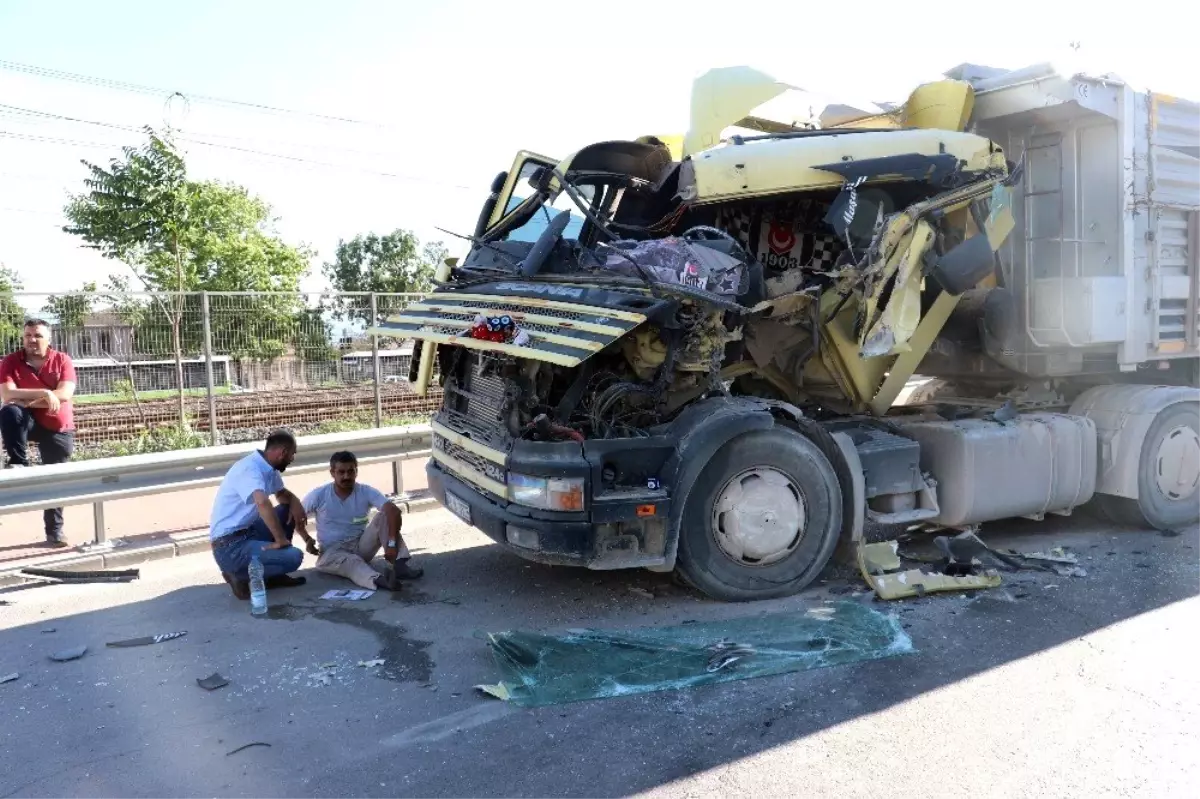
[712, 467, 806, 566]
[1155, 424, 1200, 501]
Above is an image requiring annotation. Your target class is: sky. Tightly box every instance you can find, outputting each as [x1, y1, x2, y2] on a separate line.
[0, 0, 1196, 296]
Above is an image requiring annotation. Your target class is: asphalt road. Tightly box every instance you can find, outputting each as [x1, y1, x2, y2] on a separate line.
[1, 509, 1197, 798]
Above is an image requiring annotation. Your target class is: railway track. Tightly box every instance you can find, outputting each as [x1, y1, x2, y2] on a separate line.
[73, 385, 443, 443]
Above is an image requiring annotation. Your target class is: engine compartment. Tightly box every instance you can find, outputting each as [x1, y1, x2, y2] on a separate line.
[407, 132, 1018, 444]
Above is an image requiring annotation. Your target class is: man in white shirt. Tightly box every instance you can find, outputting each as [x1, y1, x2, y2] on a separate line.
[303, 450, 422, 591]
[209, 430, 319, 600]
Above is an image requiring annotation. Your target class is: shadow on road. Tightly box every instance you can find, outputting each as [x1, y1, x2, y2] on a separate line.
[0, 515, 1196, 797]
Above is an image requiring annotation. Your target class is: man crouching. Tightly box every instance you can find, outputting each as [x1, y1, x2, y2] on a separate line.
[209, 430, 319, 599]
[304, 450, 423, 591]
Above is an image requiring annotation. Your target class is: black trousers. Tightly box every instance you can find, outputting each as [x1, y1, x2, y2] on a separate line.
[0, 404, 75, 540]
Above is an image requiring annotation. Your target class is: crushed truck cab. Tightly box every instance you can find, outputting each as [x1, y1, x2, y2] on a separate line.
[373, 63, 1199, 601]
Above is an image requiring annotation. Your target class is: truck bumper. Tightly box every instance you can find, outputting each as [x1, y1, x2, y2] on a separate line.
[426, 460, 599, 566]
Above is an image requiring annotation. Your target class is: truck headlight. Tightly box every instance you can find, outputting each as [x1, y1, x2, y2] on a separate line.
[508, 473, 585, 511]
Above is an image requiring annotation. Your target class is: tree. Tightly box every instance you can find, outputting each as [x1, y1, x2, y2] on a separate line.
[322, 229, 445, 326]
[42, 281, 98, 331]
[0, 265, 27, 354]
[63, 128, 314, 425]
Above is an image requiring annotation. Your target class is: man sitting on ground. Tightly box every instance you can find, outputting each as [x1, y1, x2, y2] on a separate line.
[304, 450, 423, 591]
[209, 429, 319, 600]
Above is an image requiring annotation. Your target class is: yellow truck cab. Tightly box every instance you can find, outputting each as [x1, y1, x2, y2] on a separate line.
[375, 64, 1199, 601]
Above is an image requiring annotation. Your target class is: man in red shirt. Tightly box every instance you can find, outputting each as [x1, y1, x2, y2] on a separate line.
[0, 318, 78, 547]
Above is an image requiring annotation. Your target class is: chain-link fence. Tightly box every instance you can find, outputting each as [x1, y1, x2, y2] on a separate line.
[2, 291, 442, 460]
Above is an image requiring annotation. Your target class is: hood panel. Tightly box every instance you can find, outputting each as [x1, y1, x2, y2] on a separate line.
[368, 287, 651, 367]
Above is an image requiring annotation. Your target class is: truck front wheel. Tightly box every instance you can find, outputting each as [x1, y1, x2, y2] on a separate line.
[1097, 403, 1200, 531]
[675, 428, 843, 601]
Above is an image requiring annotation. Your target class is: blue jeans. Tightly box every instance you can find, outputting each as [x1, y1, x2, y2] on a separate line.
[211, 505, 303, 581]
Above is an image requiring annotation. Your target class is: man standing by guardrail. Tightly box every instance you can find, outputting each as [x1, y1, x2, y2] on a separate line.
[0, 318, 77, 547]
[208, 429, 320, 600]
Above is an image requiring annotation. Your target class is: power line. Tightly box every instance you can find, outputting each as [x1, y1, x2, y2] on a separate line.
[0, 59, 390, 128]
[0, 103, 409, 162]
[0, 120, 477, 191]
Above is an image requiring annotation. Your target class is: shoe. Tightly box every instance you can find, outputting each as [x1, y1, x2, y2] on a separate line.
[392, 559, 424, 580]
[265, 574, 307, 589]
[222, 572, 251, 600]
[45, 537, 69, 549]
[374, 570, 403, 592]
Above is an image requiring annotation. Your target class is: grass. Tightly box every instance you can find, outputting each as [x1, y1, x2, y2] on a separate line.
[311, 412, 431, 435]
[74, 387, 232, 405]
[75, 424, 210, 461]
[73, 411, 433, 461]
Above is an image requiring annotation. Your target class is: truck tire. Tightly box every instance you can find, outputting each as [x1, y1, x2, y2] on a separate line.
[675, 428, 842, 601]
[1096, 403, 1200, 531]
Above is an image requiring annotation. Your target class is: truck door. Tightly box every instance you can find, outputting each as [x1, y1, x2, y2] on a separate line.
[483, 151, 560, 233]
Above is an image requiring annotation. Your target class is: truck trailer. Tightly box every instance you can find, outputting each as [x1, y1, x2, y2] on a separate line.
[376, 62, 1199, 601]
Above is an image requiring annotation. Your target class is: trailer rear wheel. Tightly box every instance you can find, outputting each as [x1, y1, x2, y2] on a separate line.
[1097, 403, 1200, 531]
[675, 428, 842, 601]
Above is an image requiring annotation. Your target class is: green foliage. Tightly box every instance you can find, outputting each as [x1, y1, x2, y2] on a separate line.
[322, 229, 445, 324]
[111, 379, 135, 403]
[74, 423, 209, 461]
[42, 281, 98, 331]
[0, 265, 26, 354]
[311, 411, 430, 435]
[62, 129, 319, 362]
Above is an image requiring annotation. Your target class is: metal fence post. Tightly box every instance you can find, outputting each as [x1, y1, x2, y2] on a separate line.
[200, 291, 219, 445]
[370, 293, 383, 429]
[93, 502, 106, 545]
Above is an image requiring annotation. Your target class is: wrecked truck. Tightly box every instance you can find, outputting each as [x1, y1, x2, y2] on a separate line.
[374, 63, 1200, 601]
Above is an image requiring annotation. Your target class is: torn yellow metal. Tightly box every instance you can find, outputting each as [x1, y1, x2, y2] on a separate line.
[855, 531, 1001, 601]
[862, 541, 901, 572]
[868, 568, 1003, 600]
[475, 682, 514, 701]
[683, 128, 1005, 205]
[859, 220, 934, 357]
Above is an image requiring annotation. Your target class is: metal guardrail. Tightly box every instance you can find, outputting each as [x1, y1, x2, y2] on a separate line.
[0, 425, 434, 545]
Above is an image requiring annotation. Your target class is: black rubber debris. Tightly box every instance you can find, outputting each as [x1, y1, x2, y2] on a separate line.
[226, 741, 270, 756]
[197, 672, 230, 691]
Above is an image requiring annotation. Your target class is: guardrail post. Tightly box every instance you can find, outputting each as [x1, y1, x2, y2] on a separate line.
[370, 293, 383, 429]
[200, 291, 219, 445]
[93, 501, 106, 544]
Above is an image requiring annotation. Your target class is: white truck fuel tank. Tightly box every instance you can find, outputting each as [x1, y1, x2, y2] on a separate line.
[898, 412, 1097, 527]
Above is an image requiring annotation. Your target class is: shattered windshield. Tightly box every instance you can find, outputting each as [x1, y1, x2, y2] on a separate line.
[500, 190, 588, 243]
[495, 158, 593, 243]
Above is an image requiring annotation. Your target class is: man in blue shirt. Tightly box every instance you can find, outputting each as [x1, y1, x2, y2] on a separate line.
[304, 450, 422, 591]
[209, 429, 319, 600]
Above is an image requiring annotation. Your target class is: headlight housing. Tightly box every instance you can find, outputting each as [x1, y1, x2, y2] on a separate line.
[508, 473, 585, 511]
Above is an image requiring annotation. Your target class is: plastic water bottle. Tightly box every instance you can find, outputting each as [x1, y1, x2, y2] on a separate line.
[248, 555, 267, 616]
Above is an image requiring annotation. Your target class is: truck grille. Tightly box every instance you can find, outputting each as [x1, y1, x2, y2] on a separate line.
[436, 351, 512, 452]
[433, 435, 506, 485]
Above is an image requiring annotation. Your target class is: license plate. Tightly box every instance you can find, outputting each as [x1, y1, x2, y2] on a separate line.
[445, 491, 471, 524]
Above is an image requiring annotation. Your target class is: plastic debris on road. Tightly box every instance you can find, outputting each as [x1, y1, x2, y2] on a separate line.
[475, 600, 913, 707]
[320, 589, 374, 601]
[107, 631, 187, 648]
[49, 645, 88, 662]
[1, 673, 18, 684]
